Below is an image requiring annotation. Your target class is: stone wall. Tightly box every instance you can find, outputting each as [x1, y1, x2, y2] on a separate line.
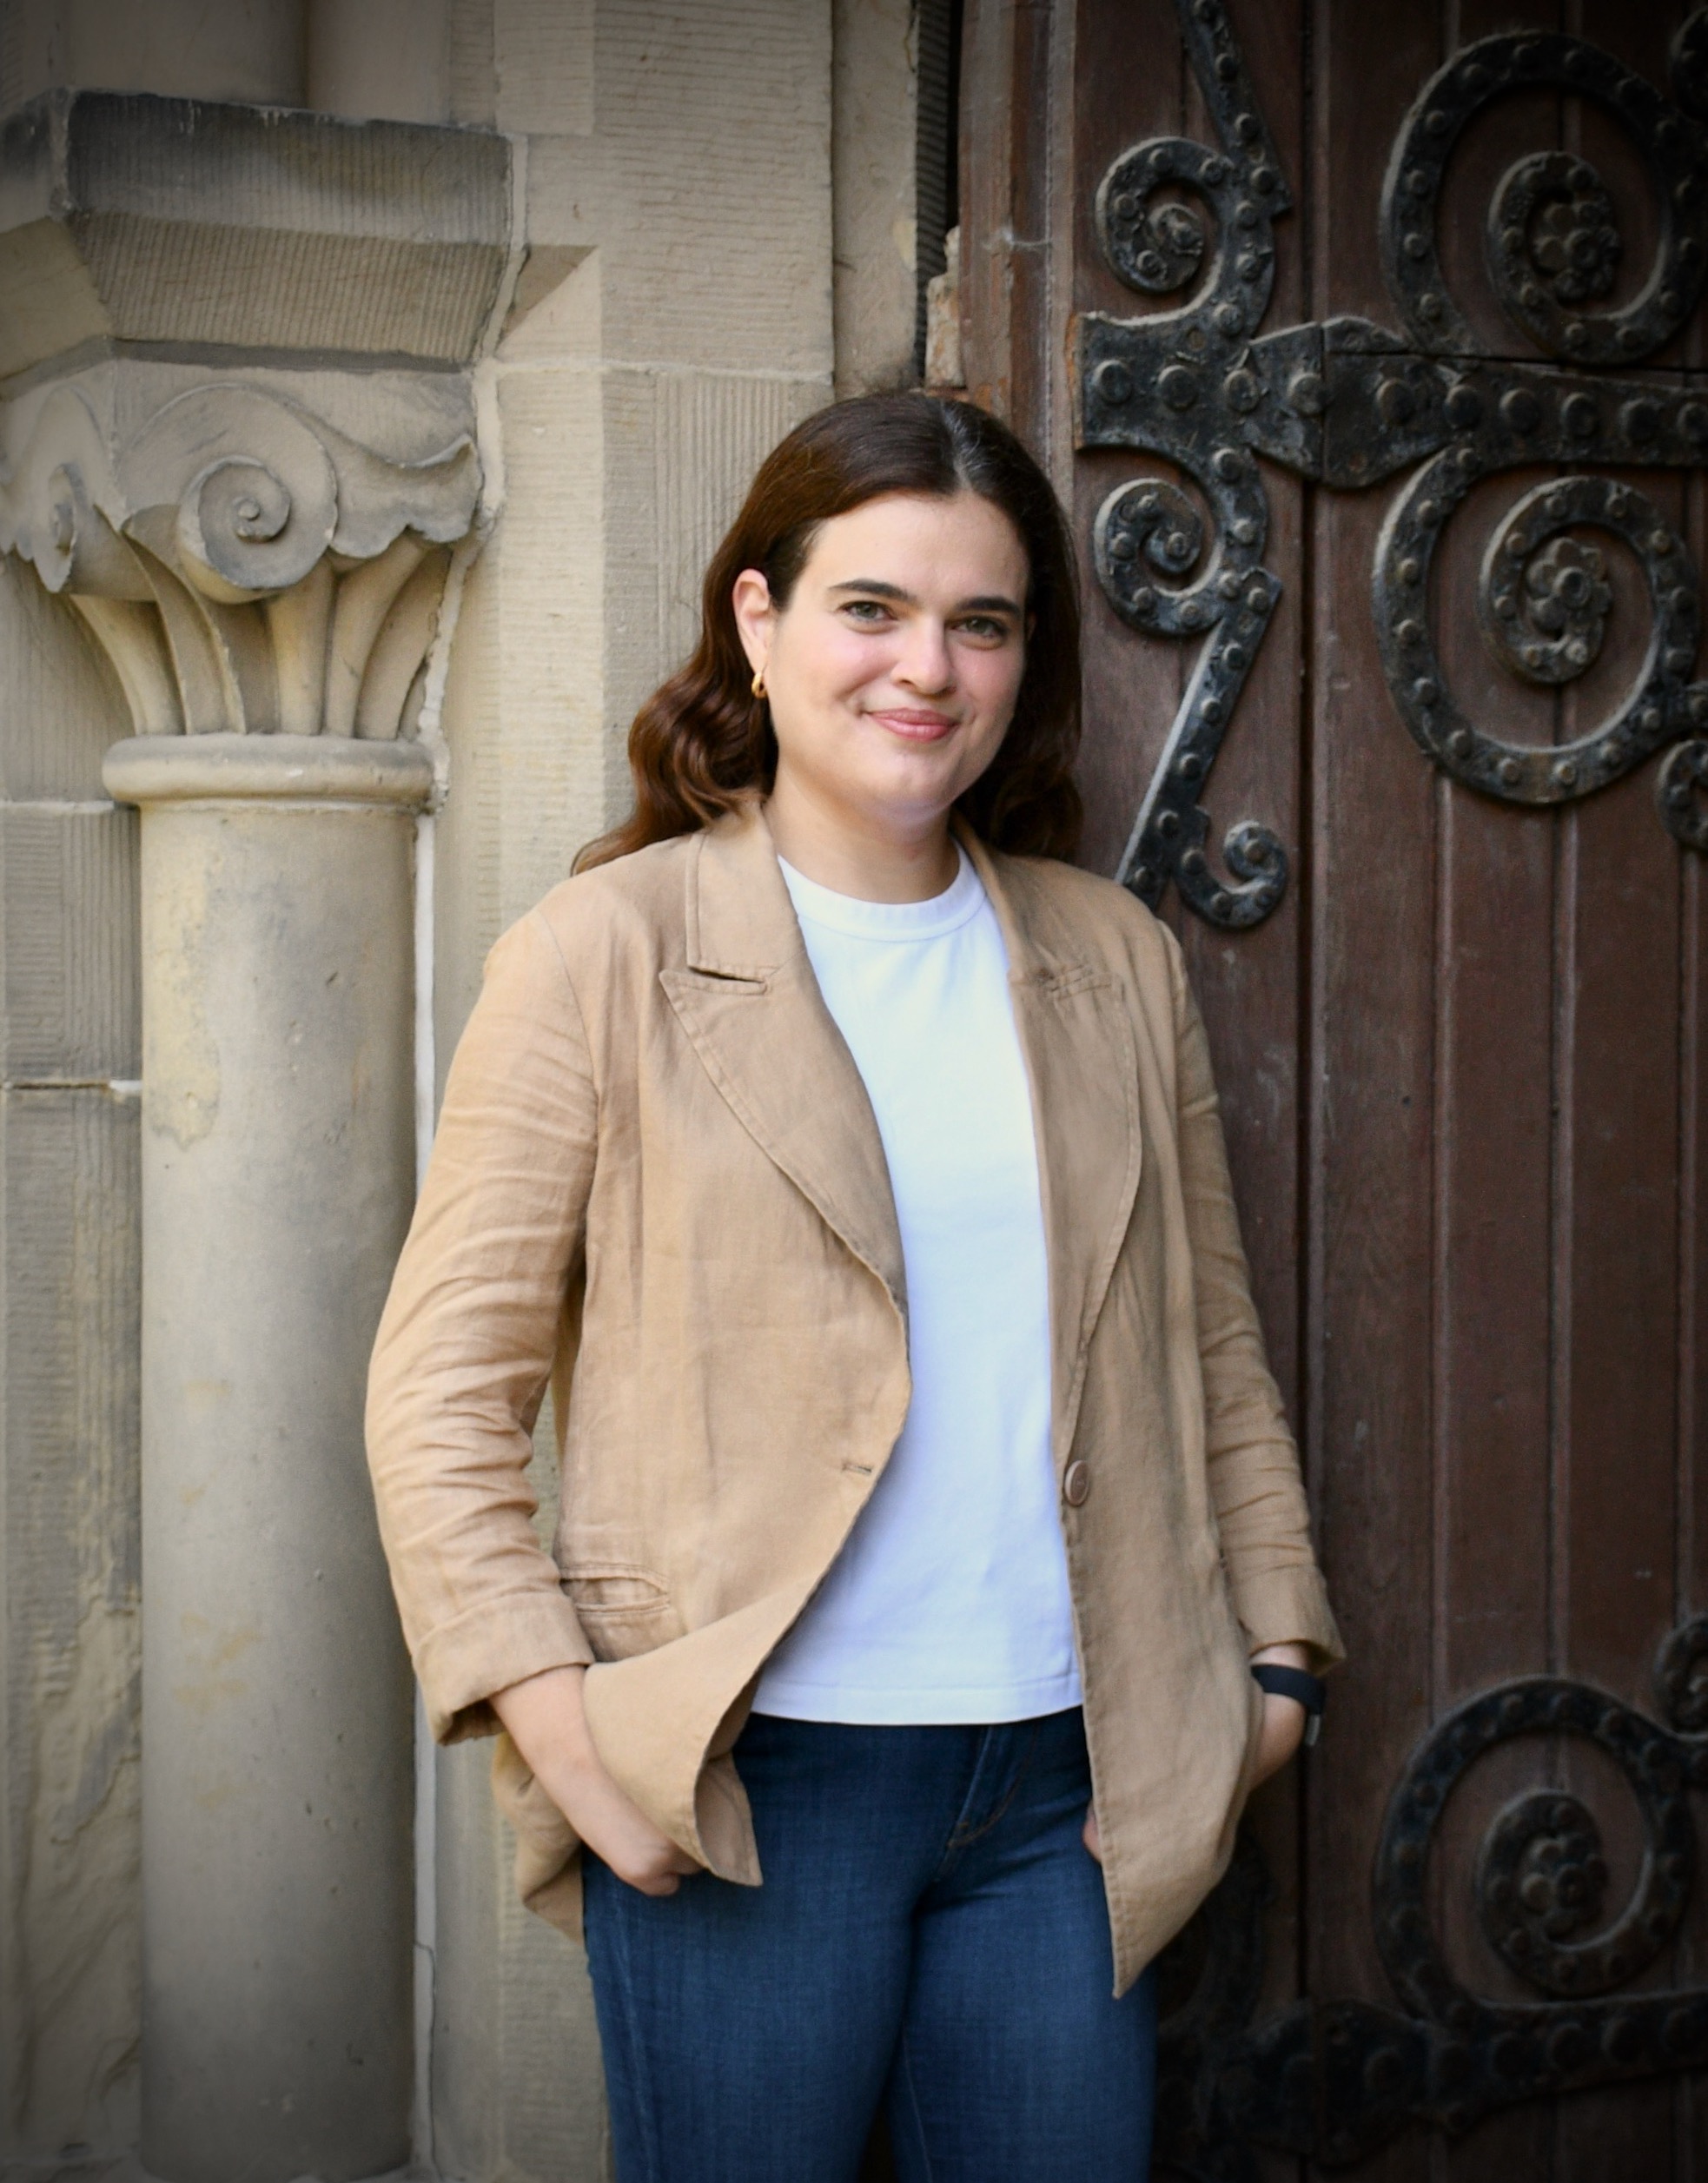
[0, 556, 141, 2178]
[0, 3, 923, 2178]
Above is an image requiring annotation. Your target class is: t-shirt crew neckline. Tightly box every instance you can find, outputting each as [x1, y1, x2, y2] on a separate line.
[776, 843, 984, 943]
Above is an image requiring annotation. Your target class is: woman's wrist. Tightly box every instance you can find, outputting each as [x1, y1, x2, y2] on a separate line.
[491, 1662, 598, 1774]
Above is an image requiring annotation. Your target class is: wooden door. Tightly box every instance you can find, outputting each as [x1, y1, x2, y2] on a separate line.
[959, 1, 1708, 2173]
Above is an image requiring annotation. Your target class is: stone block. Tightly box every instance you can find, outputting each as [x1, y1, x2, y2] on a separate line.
[495, 0, 594, 136]
[602, 364, 823, 730]
[522, 0, 833, 378]
[307, 0, 453, 124]
[0, 557, 124, 801]
[0, 804, 138, 1082]
[434, 357, 606, 1063]
[0, 91, 513, 380]
[0, 0, 308, 115]
[431, 1741, 610, 2183]
[832, 0, 919, 396]
[0, 1083, 142, 2170]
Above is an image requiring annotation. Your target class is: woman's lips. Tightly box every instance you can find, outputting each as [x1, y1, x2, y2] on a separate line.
[866, 708, 959, 743]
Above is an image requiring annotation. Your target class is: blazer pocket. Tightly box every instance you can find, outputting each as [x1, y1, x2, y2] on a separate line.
[562, 1562, 685, 1661]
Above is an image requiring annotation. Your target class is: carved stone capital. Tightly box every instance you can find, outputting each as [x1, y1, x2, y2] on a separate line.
[0, 377, 480, 738]
[0, 89, 512, 745]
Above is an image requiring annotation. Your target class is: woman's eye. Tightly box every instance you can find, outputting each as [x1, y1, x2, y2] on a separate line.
[843, 599, 893, 624]
[957, 616, 1010, 642]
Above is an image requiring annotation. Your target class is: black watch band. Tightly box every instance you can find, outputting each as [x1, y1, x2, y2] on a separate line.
[1251, 1663, 1326, 1746]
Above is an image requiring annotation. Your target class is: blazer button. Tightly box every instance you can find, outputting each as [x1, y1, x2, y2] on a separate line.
[1063, 1460, 1090, 1507]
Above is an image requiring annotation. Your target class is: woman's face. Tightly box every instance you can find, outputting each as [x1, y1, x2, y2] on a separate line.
[732, 490, 1030, 839]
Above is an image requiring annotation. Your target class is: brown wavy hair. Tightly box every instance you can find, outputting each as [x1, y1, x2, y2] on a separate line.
[577, 393, 1082, 870]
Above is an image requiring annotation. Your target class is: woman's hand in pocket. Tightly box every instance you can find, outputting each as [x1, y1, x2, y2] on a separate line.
[493, 1664, 702, 1895]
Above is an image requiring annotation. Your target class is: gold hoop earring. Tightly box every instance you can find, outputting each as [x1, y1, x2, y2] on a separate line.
[751, 667, 767, 700]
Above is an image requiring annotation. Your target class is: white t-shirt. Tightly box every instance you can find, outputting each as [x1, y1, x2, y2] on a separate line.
[751, 844, 1083, 1724]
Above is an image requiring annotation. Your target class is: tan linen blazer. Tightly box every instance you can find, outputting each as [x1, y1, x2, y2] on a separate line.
[366, 799, 1341, 1994]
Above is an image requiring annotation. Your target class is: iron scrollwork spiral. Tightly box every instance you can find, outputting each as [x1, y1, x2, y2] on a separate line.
[1077, 0, 1708, 932]
[1153, 1618, 1708, 2180]
[1376, 465, 1705, 803]
[1385, 30, 1708, 367]
[1093, 464, 1286, 927]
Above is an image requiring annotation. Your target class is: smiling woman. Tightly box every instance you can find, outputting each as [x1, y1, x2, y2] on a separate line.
[732, 492, 1031, 901]
[577, 394, 1083, 876]
[364, 393, 1341, 2183]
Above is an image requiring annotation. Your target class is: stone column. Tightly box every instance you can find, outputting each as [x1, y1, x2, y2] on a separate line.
[1, 365, 482, 2183]
[0, 93, 509, 2178]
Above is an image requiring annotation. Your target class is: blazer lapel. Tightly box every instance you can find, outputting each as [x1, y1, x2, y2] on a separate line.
[659, 804, 908, 1317]
[957, 824, 1145, 1462]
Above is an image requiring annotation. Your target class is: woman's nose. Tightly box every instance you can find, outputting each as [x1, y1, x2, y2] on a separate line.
[894, 620, 954, 692]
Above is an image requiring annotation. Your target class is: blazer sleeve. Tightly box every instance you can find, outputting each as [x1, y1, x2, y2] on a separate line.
[366, 908, 599, 1744]
[1163, 923, 1345, 1673]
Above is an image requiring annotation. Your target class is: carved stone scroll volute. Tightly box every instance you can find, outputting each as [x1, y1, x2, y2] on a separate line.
[0, 380, 479, 744]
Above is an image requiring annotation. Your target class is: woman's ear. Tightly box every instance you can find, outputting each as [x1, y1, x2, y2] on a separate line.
[731, 569, 774, 680]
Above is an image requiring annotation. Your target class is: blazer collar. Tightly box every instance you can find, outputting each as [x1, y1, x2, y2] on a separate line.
[670, 801, 908, 1315]
[672, 801, 1143, 1452]
[684, 796, 801, 979]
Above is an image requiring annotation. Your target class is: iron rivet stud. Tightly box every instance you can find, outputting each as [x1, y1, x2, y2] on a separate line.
[1445, 382, 1482, 427]
[1159, 364, 1199, 411]
[1095, 359, 1135, 406]
[1501, 387, 1540, 433]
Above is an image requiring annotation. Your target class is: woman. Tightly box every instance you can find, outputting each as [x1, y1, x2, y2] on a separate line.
[366, 393, 1341, 2182]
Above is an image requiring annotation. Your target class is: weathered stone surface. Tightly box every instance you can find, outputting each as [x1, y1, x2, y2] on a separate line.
[431, 1739, 610, 2183]
[0, 1083, 142, 2173]
[0, 802, 137, 1082]
[0, 376, 476, 740]
[495, 0, 594, 136]
[307, 0, 454, 124]
[0, 552, 120, 799]
[1, 0, 308, 113]
[832, 0, 919, 395]
[0, 91, 513, 380]
[113, 738, 427, 2183]
[0, 466, 142, 2171]
[520, 3, 832, 378]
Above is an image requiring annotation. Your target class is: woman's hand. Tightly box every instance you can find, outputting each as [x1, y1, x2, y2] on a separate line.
[492, 1664, 702, 1896]
[1081, 1640, 1316, 1860]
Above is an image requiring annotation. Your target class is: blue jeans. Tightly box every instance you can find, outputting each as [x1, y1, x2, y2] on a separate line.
[582, 1706, 1157, 2182]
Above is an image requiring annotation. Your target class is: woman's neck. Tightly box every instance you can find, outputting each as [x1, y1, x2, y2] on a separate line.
[763, 776, 960, 904]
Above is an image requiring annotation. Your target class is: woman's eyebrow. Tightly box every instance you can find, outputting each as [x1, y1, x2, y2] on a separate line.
[827, 579, 1023, 614]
